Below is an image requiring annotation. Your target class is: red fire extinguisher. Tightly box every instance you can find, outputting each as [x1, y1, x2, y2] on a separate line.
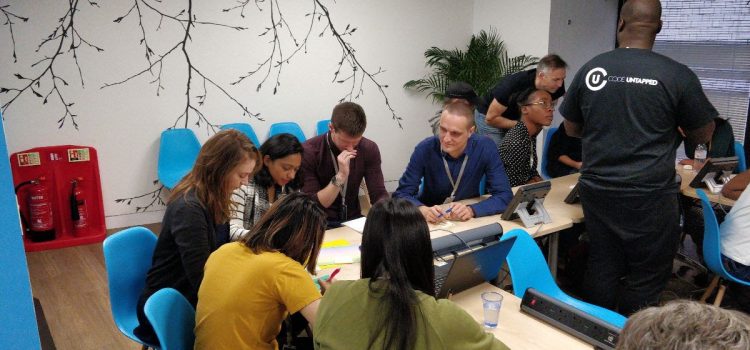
[15, 177, 56, 242]
[70, 178, 88, 235]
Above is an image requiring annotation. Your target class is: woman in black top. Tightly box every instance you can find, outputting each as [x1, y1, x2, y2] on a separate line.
[133, 129, 261, 345]
[546, 121, 582, 178]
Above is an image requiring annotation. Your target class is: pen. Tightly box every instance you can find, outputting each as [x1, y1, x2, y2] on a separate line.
[327, 268, 341, 281]
[436, 207, 453, 219]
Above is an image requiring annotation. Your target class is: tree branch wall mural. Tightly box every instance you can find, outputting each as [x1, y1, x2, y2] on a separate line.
[0, 0, 401, 214]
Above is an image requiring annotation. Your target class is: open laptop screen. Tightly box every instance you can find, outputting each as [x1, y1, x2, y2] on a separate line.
[433, 235, 516, 299]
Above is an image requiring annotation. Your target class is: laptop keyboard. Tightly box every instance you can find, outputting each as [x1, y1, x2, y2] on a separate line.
[434, 262, 451, 294]
[434, 273, 448, 293]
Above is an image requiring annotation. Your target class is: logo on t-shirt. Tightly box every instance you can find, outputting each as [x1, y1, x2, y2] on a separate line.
[585, 67, 659, 91]
[585, 68, 608, 91]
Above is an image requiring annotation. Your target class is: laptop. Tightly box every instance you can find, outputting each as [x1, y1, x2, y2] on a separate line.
[433, 236, 516, 299]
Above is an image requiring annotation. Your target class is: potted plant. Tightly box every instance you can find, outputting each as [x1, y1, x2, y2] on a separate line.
[404, 29, 538, 131]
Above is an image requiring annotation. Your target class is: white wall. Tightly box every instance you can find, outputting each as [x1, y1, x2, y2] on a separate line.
[473, 0, 552, 58]
[0, 0, 472, 228]
[548, 0, 620, 126]
[0, 1, 621, 228]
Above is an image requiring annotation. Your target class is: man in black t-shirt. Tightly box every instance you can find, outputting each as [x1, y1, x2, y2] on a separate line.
[475, 54, 567, 147]
[560, 0, 716, 316]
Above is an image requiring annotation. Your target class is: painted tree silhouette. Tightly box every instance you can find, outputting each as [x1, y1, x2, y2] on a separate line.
[0, 0, 398, 212]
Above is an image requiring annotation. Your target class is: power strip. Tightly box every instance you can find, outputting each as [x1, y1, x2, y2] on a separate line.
[520, 288, 620, 350]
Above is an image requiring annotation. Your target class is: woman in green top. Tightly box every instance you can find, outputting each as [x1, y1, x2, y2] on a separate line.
[314, 198, 509, 350]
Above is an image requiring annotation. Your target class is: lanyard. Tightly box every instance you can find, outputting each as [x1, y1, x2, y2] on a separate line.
[442, 151, 468, 203]
[327, 134, 348, 218]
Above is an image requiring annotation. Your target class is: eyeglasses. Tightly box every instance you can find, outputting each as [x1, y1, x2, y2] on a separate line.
[523, 101, 554, 110]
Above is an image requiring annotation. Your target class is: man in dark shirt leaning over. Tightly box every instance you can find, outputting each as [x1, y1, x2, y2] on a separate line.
[301, 102, 389, 227]
[475, 54, 567, 148]
[560, 0, 716, 316]
[393, 101, 512, 223]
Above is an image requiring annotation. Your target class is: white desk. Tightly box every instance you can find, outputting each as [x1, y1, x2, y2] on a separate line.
[677, 166, 736, 206]
[452, 283, 593, 350]
[319, 228, 593, 349]
[327, 173, 584, 280]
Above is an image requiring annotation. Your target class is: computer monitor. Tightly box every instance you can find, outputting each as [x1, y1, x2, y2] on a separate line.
[689, 156, 738, 193]
[501, 181, 552, 227]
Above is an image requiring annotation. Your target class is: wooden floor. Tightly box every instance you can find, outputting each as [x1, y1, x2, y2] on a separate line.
[26, 223, 160, 350]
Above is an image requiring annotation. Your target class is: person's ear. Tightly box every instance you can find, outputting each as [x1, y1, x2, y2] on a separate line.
[656, 20, 662, 34]
[263, 155, 272, 167]
[617, 18, 625, 32]
[469, 125, 476, 134]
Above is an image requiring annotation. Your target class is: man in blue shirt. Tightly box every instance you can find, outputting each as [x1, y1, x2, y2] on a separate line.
[394, 101, 512, 223]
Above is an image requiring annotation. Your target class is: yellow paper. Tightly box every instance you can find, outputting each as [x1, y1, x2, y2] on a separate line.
[322, 239, 351, 248]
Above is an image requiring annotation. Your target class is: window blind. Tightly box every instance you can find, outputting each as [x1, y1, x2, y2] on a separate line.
[653, 0, 750, 143]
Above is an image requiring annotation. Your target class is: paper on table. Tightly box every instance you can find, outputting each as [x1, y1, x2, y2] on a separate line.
[342, 216, 367, 233]
[322, 239, 351, 248]
[317, 245, 361, 268]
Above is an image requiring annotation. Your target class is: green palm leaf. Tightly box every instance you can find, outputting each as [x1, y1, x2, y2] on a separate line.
[404, 28, 538, 103]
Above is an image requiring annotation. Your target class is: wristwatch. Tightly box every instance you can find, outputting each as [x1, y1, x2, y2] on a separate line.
[331, 175, 345, 189]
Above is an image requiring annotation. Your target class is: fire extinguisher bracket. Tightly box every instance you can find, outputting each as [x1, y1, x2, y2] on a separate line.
[10, 145, 106, 252]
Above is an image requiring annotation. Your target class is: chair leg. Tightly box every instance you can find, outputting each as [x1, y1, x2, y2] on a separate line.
[700, 275, 720, 302]
[713, 284, 727, 307]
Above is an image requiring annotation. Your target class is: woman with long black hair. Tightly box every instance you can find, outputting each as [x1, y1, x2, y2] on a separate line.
[314, 198, 508, 349]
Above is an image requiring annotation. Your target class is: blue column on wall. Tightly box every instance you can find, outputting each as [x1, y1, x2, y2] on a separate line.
[0, 113, 41, 349]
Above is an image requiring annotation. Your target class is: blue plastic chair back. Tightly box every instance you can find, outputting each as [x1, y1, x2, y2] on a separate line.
[540, 127, 558, 179]
[103, 227, 159, 348]
[316, 119, 330, 136]
[269, 122, 306, 143]
[697, 189, 750, 287]
[145, 288, 196, 350]
[221, 122, 261, 147]
[502, 229, 627, 329]
[158, 128, 201, 189]
[734, 141, 747, 173]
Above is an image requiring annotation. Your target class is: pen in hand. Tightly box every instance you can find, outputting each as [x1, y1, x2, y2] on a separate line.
[327, 268, 341, 282]
[436, 207, 453, 219]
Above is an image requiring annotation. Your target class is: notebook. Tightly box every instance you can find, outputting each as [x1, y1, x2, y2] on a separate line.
[433, 235, 516, 299]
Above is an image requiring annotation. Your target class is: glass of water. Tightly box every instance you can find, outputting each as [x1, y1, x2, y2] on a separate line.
[481, 291, 503, 328]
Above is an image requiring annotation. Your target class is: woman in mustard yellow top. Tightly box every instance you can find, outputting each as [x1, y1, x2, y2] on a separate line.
[195, 192, 327, 350]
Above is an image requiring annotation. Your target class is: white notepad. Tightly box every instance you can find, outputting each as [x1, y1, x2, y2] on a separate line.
[342, 216, 367, 233]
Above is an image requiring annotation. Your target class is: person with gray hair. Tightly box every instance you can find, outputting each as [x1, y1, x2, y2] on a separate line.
[616, 300, 750, 350]
[475, 54, 567, 147]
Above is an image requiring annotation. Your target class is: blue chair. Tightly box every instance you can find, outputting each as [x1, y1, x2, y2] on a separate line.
[478, 175, 487, 195]
[103, 227, 159, 350]
[158, 128, 201, 189]
[316, 119, 330, 136]
[502, 229, 628, 329]
[696, 189, 750, 306]
[540, 127, 558, 179]
[145, 288, 196, 350]
[221, 122, 261, 147]
[734, 141, 746, 173]
[268, 122, 306, 143]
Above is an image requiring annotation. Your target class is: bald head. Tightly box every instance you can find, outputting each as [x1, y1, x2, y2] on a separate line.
[618, 0, 662, 48]
[621, 0, 661, 23]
